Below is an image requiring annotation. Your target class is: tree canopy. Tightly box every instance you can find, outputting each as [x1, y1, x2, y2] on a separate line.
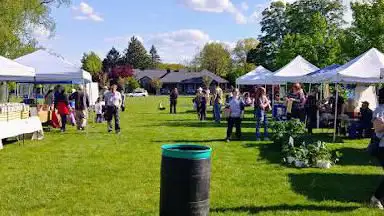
[81, 52, 102, 75]
[125, 36, 151, 70]
[199, 42, 232, 77]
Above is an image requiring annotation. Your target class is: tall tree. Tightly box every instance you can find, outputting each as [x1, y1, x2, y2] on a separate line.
[233, 38, 259, 74]
[0, 0, 70, 58]
[349, 0, 384, 53]
[247, 1, 288, 70]
[276, 12, 341, 68]
[286, 0, 345, 35]
[102, 47, 123, 73]
[199, 42, 232, 77]
[81, 52, 102, 76]
[149, 45, 161, 69]
[125, 36, 151, 69]
[158, 63, 186, 71]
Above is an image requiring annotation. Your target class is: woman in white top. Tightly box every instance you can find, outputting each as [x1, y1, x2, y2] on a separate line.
[225, 88, 245, 142]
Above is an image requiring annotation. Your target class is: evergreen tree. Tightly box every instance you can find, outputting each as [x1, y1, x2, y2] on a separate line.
[125, 36, 151, 69]
[102, 47, 123, 72]
[149, 45, 161, 69]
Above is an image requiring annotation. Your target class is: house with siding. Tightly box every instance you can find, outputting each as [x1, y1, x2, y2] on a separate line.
[134, 69, 229, 94]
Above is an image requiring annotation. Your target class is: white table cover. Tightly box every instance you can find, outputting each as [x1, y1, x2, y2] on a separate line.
[0, 116, 44, 149]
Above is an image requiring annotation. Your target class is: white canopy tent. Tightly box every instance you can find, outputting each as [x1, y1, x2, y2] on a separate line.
[330, 48, 384, 83]
[0, 56, 35, 81]
[15, 50, 92, 84]
[273, 55, 319, 83]
[236, 66, 274, 85]
[323, 48, 384, 141]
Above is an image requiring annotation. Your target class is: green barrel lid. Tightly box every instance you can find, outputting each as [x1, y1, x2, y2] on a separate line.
[162, 144, 212, 160]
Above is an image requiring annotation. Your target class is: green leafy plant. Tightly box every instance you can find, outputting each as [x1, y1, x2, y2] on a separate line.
[270, 120, 306, 146]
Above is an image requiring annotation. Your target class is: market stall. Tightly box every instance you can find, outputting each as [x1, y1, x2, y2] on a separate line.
[326, 48, 384, 141]
[0, 55, 43, 149]
[272, 55, 319, 83]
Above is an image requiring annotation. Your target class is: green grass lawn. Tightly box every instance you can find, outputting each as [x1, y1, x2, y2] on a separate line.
[0, 96, 383, 215]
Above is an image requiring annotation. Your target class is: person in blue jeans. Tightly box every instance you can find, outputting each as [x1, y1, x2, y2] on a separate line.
[213, 85, 223, 123]
[254, 87, 271, 141]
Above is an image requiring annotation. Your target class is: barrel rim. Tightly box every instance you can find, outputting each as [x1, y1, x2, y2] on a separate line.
[161, 144, 212, 160]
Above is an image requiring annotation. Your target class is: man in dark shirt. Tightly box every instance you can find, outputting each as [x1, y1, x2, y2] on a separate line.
[359, 101, 373, 138]
[69, 86, 90, 130]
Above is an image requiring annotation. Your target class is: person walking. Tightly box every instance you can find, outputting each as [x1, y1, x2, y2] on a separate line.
[104, 83, 122, 133]
[69, 86, 90, 131]
[169, 88, 178, 114]
[254, 87, 271, 141]
[54, 87, 70, 133]
[213, 85, 224, 123]
[225, 88, 244, 142]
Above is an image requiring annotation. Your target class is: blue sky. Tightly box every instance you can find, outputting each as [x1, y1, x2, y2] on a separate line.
[34, 0, 275, 64]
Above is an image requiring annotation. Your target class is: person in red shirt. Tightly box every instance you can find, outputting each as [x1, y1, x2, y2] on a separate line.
[54, 87, 70, 132]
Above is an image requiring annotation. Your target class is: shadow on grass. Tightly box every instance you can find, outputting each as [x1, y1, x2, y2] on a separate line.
[249, 142, 282, 164]
[335, 147, 379, 166]
[289, 173, 381, 203]
[211, 204, 359, 214]
[155, 139, 226, 143]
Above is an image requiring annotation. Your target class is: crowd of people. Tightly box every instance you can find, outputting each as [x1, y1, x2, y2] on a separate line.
[166, 83, 378, 143]
[44, 82, 125, 134]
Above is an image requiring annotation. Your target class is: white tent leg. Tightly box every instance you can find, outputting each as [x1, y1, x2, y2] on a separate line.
[333, 83, 339, 142]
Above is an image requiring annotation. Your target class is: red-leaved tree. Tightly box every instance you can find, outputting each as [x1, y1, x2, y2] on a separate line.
[109, 65, 134, 79]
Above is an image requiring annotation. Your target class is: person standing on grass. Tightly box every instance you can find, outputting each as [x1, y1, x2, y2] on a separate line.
[369, 88, 384, 209]
[305, 87, 319, 134]
[225, 88, 244, 142]
[95, 97, 104, 123]
[169, 88, 178, 114]
[104, 83, 122, 133]
[69, 86, 90, 131]
[54, 87, 70, 133]
[213, 84, 224, 123]
[255, 87, 271, 141]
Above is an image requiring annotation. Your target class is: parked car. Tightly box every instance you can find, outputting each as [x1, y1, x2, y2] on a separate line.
[127, 89, 148, 97]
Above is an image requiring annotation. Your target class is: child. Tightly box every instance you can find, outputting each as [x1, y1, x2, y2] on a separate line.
[95, 97, 104, 123]
[225, 88, 245, 142]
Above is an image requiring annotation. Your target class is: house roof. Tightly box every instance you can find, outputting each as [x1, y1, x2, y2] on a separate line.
[134, 69, 168, 80]
[161, 69, 228, 84]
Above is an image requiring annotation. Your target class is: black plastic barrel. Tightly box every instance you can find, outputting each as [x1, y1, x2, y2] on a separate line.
[160, 144, 212, 216]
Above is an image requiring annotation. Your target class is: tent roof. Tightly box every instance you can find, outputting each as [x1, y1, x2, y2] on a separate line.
[15, 50, 92, 83]
[301, 64, 340, 83]
[0, 56, 35, 81]
[332, 48, 384, 83]
[236, 66, 272, 85]
[273, 56, 319, 81]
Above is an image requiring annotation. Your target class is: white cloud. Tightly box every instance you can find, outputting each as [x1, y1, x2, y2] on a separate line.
[240, 2, 249, 11]
[104, 29, 237, 63]
[72, 2, 104, 22]
[181, 0, 247, 24]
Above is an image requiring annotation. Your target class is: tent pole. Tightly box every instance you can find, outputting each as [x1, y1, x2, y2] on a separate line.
[316, 87, 320, 129]
[333, 83, 339, 142]
[272, 85, 274, 107]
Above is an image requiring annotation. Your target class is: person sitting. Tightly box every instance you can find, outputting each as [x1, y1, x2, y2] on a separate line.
[359, 101, 373, 138]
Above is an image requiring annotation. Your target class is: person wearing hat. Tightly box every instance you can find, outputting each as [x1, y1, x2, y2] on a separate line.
[104, 83, 122, 133]
[69, 85, 90, 130]
[359, 101, 373, 138]
[194, 87, 207, 121]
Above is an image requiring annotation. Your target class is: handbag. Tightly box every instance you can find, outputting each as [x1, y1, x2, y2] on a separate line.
[367, 136, 380, 156]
